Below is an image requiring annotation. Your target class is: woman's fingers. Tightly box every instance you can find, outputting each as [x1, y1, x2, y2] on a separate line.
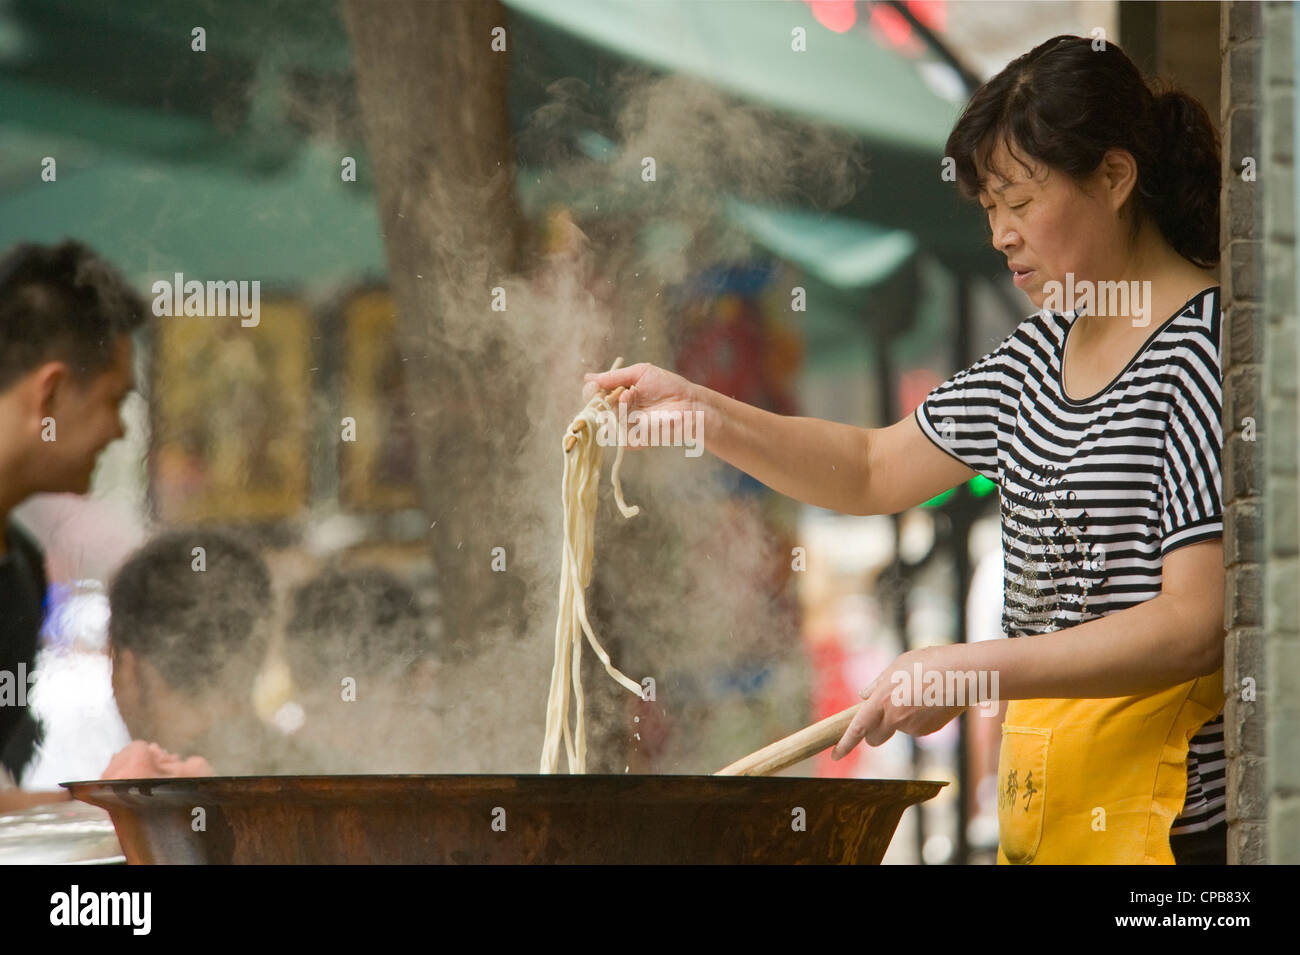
[831, 699, 882, 760]
[829, 672, 889, 759]
[582, 380, 638, 409]
[584, 363, 645, 393]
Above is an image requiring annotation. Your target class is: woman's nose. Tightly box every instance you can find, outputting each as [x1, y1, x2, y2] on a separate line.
[990, 214, 1018, 250]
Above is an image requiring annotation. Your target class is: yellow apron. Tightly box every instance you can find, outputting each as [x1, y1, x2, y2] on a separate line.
[996, 669, 1225, 865]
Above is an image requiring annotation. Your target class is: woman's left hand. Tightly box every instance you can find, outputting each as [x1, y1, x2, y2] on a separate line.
[831, 645, 974, 760]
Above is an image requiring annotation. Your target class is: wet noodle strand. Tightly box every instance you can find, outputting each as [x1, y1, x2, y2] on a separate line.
[540, 357, 644, 774]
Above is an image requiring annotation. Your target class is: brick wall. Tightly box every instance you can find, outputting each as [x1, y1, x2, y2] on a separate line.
[1221, 0, 1267, 865]
[1222, 0, 1300, 866]
[1260, 0, 1299, 866]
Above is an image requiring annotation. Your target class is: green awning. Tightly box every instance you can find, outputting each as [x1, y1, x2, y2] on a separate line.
[0, 0, 997, 292]
[0, 141, 386, 287]
[502, 0, 967, 154]
[722, 199, 917, 292]
[521, 128, 920, 293]
[503, 0, 994, 275]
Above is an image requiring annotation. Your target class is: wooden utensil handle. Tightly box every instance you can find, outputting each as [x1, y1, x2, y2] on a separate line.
[714, 702, 860, 776]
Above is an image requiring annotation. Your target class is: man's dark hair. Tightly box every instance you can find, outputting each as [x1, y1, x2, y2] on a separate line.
[284, 565, 431, 686]
[0, 239, 148, 391]
[108, 529, 273, 694]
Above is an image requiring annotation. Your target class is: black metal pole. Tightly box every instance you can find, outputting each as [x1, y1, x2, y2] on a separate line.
[883, 0, 983, 93]
[952, 272, 972, 866]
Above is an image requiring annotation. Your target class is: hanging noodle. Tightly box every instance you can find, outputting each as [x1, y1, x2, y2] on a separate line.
[540, 356, 644, 774]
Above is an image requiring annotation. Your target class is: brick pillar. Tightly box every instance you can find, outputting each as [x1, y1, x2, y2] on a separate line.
[1261, 0, 1300, 866]
[1220, 0, 1267, 865]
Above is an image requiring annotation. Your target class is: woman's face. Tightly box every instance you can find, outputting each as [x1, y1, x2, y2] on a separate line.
[977, 138, 1136, 309]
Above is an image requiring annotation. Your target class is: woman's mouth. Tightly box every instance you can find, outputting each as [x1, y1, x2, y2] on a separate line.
[1012, 269, 1035, 287]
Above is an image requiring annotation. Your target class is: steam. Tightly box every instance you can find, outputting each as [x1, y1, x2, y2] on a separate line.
[416, 69, 866, 773]
[127, 66, 867, 777]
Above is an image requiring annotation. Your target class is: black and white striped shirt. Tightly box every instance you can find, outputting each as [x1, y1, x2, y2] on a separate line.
[915, 285, 1225, 834]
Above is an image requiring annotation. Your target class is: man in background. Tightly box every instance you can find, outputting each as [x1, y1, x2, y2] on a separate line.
[0, 240, 144, 803]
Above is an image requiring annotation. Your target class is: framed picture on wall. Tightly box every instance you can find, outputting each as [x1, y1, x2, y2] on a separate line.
[150, 298, 312, 523]
[338, 288, 420, 511]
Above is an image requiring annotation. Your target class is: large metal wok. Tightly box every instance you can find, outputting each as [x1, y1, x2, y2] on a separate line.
[64, 774, 944, 864]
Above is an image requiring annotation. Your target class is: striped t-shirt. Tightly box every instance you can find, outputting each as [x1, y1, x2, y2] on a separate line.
[914, 285, 1225, 835]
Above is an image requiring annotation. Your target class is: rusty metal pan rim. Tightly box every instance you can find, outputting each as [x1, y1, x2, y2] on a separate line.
[62, 773, 949, 785]
[62, 774, 947, 808]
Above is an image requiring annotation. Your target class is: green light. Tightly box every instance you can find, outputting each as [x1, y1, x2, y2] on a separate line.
[919, 475, 998, 508]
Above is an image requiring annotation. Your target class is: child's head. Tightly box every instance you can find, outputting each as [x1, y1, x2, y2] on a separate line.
[284, 565, 435, 696]
[282, 564, 439, 772]
[108, 529, 272, 740]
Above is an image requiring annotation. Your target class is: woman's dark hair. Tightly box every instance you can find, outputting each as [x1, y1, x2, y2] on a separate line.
[946, 34, 1221, 268]
[0, 239, 148, 391]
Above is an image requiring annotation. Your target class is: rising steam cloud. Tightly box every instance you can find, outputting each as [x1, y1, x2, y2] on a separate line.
[421, 69, 870, 773]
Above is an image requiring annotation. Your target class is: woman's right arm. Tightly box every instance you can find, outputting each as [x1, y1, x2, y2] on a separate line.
[699, 386, 976, 515]
[583, 362, 977, 516]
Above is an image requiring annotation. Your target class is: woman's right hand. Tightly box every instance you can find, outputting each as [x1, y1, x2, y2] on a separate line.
[579, 358, 980, 515]
[582, 362, 703, 450]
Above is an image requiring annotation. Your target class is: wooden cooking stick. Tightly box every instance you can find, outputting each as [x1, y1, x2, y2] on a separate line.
[714, 702, 861, 776]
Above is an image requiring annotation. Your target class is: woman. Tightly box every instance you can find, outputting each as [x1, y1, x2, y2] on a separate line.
[585, 35, 1226, 865]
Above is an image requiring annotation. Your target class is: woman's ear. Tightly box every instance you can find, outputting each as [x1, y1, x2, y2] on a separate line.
[1100, 147, 1140, 214]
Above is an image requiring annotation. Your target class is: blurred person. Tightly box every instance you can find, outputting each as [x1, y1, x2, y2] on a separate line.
[107, 529, 326, 776]
[0, 240, 145, 809]
[586, 36, 1226, 864]
[282, 565, 440, 773]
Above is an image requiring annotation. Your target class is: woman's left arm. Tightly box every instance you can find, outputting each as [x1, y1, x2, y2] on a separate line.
[960, 538, 1224, 698]
[832, 539, 1225, 758]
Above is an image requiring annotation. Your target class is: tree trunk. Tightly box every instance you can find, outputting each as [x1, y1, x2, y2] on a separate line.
[341, 0, 527, 654]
